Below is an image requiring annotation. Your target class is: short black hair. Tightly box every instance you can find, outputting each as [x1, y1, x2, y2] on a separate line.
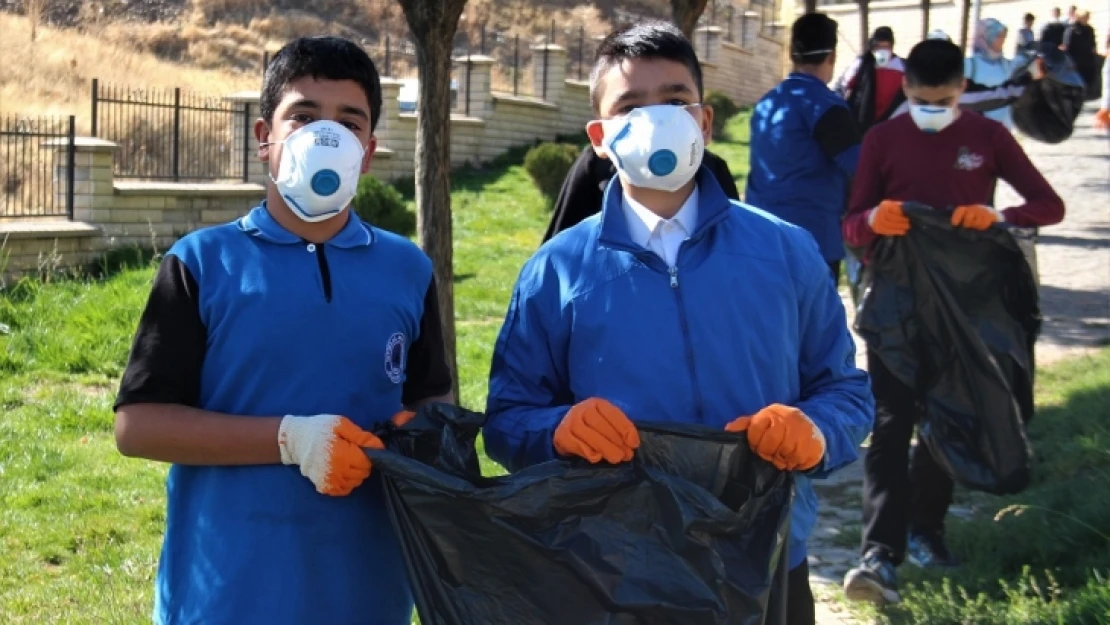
[871, 26, 895, 45]
[261, 36, 383, 131]
[905, 39, 965, 87]
[791, 13, 838, 65]
[589, 20, 703, 114]
[1024, 13, 1035, 23]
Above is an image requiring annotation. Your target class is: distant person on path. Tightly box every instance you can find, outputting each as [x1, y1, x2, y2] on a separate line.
[542, 145, 739, 243]
[840, 38, 1064, 607]
[748, 13, 862, 283]
[112, 36, 453, 625]
[484, 20, 874, 625]
[1065, 10, 1100, 95]
[834, 26, 906, 133]
[1042, 8, 1068, 47]
[1016, 13, 1037, 56]
[966, 18, 1019, 130]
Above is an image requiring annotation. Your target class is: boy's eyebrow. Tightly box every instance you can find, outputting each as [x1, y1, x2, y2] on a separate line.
[612, 83, 695, 106]
[287, 98, 370, 121]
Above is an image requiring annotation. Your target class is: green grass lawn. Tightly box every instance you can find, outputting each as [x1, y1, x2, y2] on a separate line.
[3, 110, 1107, 624]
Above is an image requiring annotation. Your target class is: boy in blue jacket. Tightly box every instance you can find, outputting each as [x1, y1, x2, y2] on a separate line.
[484, 20, 875, 625]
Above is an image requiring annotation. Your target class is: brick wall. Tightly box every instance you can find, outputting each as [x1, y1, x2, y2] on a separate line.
[698, 22, 789, 106]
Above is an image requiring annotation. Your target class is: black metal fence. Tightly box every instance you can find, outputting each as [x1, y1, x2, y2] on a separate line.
[0, 115, 75, 219]
[91, 79, 251, 182]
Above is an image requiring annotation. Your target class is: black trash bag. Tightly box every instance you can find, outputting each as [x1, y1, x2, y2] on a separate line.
[1010, 45, 1087, 144]
[368, 404, 793, 625]
[855, 204, 1038, 495]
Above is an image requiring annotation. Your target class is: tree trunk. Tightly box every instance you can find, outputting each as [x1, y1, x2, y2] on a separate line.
[804, 0, 818, 14]
[958, 0, 972, 53]
[671, 0, 710, 38]
[921, 0, 932, 41]
[397, 0, 469, 403]
[858, 0, 870, 52]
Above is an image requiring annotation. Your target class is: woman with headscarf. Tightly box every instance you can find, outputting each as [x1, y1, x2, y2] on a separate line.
[965, 18, 1019, 129]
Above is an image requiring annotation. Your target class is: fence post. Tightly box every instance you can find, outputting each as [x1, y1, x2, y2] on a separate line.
[262, 50, 270, 74]
[172, 87, 181, 182]
[66, 115, 76, 220]
[465, 52, 473, 116]
[578, 26, 585, 81]
[241, 103, 251, 183]
[542, 20, 553, 99]
[480, 26, 486, 55]
[513, 35, 520, 96]
[91, 78, 99, 137]
[727, 6, 734, 41]
[385, 36, 392, 77]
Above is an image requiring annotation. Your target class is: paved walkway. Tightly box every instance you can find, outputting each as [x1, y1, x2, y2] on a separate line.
[810, 107, 1110, 623]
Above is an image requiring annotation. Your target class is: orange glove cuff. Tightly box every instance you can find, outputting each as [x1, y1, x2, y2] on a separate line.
[952, 204, 1001, 230]
[726, 404, 826, 472]
[554, 398, 640, 464]
[279, 415, 382, 496]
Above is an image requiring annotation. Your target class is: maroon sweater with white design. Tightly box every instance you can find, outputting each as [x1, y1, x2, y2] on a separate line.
[843, 112, 1064, 249]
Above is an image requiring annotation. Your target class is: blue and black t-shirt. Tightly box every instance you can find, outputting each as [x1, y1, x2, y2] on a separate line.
[115, 204, 451, 625]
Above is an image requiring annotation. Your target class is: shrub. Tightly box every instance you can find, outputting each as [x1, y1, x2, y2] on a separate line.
[523, 142, 580, 210]
[350, 175, 416, 237]
[705, 90, 741, 139]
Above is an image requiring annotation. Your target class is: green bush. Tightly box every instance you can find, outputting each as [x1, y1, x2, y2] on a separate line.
[350, 175, 416, 237]
[523, 142, 580, 210]
[705, 90, 741, 139]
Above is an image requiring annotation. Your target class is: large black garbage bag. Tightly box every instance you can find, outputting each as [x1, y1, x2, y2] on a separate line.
[855, 204, 1038, 495]
[368, 404, 793, 625]
[1010, 45, 1087, 144]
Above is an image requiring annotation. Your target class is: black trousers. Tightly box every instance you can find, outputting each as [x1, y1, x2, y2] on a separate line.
[860, 349, 954, 565]
[766, 561, 815, 625]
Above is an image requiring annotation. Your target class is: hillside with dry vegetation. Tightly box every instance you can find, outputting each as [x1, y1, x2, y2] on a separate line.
[0, 0, 679, 121]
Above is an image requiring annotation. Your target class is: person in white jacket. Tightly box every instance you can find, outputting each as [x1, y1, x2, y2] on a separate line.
[965, 18, 1019, 129]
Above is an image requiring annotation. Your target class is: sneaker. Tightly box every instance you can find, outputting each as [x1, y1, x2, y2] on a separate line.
[843, 549, 901, 605]
[907, 531, 960, 568]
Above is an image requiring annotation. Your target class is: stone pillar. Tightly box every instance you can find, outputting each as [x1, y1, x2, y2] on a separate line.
[696, 26, 724, 65]
[531, 44, 567, 103]
[224, 91, 266, 186]
[48, 137, 117, 223]
[455, 54, 495, 118]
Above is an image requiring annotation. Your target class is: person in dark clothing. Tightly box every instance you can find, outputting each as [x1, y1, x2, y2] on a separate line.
[1065, 10, 1100, 98]
[542, 145, 739, 243]
[840, 38, 1064, 608]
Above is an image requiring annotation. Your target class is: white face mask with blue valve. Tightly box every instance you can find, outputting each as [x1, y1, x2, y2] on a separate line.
[601, 104, 705, 192]
[267, 120, 366, 223]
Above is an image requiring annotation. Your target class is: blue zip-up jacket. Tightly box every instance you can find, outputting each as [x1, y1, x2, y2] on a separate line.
[484, 168, 874, 569]
[746, 72, 861, 263]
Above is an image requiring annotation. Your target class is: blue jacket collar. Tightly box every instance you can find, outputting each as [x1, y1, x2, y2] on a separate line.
[597, 166, 731, 251]
[788, 71, 830, 88]
[237, 202, 375, 249]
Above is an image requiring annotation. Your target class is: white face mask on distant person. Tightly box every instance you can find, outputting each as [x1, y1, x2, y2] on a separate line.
[874, 49, 893, 66]
[266, 120, 366, 223]
[601, 104, 706, 192]
[909, 104, 956, 133]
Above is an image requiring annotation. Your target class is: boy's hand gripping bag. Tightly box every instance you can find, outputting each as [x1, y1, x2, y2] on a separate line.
[855, 204, 1039, 495]
[368, 404, 793, 625]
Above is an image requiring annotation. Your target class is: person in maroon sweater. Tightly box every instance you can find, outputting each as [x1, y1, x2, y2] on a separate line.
[841, 38, 1064, 607]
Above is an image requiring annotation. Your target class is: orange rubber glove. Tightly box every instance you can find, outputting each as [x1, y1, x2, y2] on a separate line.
[867, 200, 910, 236]
[554, 398, 640, 464]
[278, 415, 384, 496]
[951, 204, 1002, 230]
[1095, 109, 1110, 130]
[392, 410, 416, 427]
[725, 404, 826, 472]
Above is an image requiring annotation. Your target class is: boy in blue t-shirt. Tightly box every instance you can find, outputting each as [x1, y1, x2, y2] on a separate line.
[114, 36, 453, 625]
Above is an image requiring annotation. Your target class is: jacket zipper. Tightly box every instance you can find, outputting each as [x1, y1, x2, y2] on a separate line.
[668, 263, 705, 423]
[306, 242, 333, 303]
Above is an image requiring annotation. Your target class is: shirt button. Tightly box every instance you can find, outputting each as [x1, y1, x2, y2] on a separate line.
[306, 243, 316, 253]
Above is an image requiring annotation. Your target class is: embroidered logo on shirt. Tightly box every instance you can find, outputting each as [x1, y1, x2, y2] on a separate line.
[954, 147, 984, 171]
[384, 332, 406, 384]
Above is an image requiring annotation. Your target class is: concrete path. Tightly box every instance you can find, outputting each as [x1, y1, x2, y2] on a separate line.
[810, 106, 1110, 623]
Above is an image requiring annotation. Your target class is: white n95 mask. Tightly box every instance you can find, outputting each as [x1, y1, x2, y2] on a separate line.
[268, 120, 366, 223]
[601, 104, 705, 192]
[909, 105, 956, 133]
[873, 49, 893, 66]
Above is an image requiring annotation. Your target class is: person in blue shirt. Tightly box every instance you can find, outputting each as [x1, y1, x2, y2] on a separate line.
[113, 36, 453, 625]
[483, 20, 875, 625]
[747, 13, 862, 285]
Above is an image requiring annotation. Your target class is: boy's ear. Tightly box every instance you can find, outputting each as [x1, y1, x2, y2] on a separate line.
[255, 119, 272, 161]
[360, 135, 378, 175]
[698, 104, 715, 146]
[586, 120, 609, 159]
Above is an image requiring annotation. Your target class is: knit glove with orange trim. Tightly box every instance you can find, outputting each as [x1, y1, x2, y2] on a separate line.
[278, 415, 384, 496]
[867, 200, 910, 236]
[554, 398, 641, 464]
[951, 204, 1003, 230]
[725, 404, 826, 472]
[1095, 109, 1110, 130]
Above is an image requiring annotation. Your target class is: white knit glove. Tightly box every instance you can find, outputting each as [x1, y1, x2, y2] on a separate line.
[278, 414, 383, 496]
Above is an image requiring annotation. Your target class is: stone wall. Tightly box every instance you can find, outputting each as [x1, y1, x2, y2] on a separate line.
[806, 0, 1110, 81]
